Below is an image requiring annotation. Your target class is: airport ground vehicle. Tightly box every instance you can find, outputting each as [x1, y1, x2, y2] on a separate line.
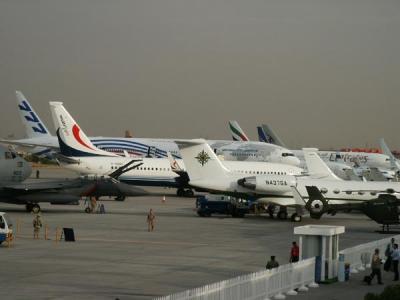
[0, 212, 12, 245]
[196, 195, 250, 218]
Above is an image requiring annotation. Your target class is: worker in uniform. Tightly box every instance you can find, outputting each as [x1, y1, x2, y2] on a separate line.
[369, 248, 383, 285]
[147, 209, 155, 232]
[90, 196, 97, 213]
[33, 213, 42, 239]
[290, 241, 300, 263]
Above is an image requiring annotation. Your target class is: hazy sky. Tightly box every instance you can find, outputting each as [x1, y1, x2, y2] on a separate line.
[1, 0, 399, 149]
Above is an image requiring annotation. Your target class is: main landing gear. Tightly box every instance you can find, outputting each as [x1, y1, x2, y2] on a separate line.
[176, 188, 194, 197]
[276, 207, 302, 222]
[25, 203, 41, 213]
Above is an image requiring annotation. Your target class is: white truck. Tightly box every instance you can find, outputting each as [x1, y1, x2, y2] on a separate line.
[0, 212, 13, 245]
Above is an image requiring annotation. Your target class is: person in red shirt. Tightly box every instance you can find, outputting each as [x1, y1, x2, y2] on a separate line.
[290, 241, 300, 262]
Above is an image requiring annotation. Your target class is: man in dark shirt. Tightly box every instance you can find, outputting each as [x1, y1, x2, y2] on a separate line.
[290, 241, 300, 263]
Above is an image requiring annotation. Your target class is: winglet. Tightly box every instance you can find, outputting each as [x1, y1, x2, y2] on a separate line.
[303, 148, 341, 180]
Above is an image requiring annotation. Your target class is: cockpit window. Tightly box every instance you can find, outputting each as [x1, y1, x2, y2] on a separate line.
[282, 153, 294, 157]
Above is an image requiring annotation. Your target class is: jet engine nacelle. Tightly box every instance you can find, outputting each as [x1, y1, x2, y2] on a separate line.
[238, 175, 296, 193]
[306, 197, 328, 219]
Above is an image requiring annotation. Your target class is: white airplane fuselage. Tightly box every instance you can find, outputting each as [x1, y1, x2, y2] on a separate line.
[60, 156, 303, 188]
[10, 136, 301, 167]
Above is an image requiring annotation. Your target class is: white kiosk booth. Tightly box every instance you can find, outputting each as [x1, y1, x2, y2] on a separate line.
[294, 225, 345, 281]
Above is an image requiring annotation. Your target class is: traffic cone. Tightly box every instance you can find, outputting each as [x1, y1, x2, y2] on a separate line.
[162, 195, 166, 203]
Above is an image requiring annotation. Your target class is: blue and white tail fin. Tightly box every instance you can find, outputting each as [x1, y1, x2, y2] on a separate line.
[258, 124, 287, 148]
[257, 126, 272, 143]
[303, 148, 341, 180]
[175, 139, 229, 181]
[16, 91, 51, 138]
[228, 120, 249, 141]
[49, 102, 117, 157]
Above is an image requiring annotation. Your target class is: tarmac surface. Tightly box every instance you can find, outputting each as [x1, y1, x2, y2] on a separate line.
[0, 167, 399, 299]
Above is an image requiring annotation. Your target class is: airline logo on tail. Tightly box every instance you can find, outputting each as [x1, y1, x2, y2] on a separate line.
[257, 126, 273, 144]
[72, 124, 94, 150]
[18, 100, 48, 134]
[195, 150, 210, 166]
[229, 120, 249, 141]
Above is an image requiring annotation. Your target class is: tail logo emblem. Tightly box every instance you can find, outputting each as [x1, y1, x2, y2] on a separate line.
[195, 150, 210, 166]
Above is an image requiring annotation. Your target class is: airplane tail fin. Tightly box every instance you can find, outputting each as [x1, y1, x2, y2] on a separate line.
[259, 124, 287, 148]
[303, 148, 341, 180]
[16, 91, 51, 138]
[257, 126, 270, 143]
[379, 138, 400, 170]
[175, 139, 229, 181]
[49, 102, 117, 157]
[229, 120, 249, 141]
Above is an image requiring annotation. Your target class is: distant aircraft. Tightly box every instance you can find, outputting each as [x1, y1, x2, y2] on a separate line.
[0, 145, 144, 212]
[2, 91, 300, 167]
[229, 121, 393, 180]
[230, 121, 355, 180]
[379, 138, 400, 174]
[49, 102, 304, 197]
[256, 123, 393, 177]
[176, 139, 400, 222]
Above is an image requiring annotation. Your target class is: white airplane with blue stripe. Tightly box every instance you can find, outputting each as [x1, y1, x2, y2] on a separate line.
[1, 91, 300, 167]
[49, 102, 304, 197]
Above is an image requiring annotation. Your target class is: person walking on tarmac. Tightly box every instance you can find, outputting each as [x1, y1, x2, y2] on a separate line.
[147, 209, 155, 232]
[369, 249, 383, 285]
[290, 241, 300, 263]
[33, 213, 42, 239]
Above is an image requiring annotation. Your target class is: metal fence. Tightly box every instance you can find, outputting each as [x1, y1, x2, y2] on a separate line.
[154, 257, 318, 300]
[340, 234, 400, 273]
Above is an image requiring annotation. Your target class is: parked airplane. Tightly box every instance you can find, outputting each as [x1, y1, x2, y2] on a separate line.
[2, 92, 300, 167]
[256, 123, 393, 177]
[230, 120, 356, 180]
[0, 144, 144, 212]
[176, 139, 400, 222]
[49, 102, 304, 198]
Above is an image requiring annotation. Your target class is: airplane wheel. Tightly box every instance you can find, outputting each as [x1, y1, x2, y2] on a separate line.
[184, 189, 194, 197]
[291, 213, 302, 222]
[277, 211, 288, 220]
[176, 188, 185, 197]
[26, 203, 33, 212]
[85, 207, 91, 214]
[115, 195, 126, 201]
[32, 204, 41, 214]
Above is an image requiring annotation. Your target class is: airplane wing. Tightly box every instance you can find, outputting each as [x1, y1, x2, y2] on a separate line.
[303, 148, 341, 180]
[2, 179, 87, 193]
[0, 138, 59, 150]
